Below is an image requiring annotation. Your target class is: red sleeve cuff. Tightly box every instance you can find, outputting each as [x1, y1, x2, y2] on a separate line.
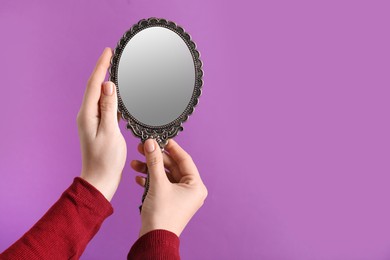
[1, 177, 113, 260]
[128, 230, 180, 260]
[72, 177, 113, 217]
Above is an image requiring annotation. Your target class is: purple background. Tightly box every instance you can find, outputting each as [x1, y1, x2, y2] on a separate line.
[1, 1, 389, 259]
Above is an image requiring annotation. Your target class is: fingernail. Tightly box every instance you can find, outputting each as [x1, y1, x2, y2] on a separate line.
[145, 139, 155, 153]
[103, 82, 114, 96]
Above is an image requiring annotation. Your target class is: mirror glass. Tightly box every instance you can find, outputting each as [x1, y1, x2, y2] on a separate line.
[110, 18, 203, 148]
[110, 17, 203, 208]
[118, 27, 196, 127]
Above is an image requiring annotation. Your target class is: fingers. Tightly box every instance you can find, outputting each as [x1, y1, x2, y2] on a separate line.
[132, 167, 176, 187]
[131, 160, 148, 174]
[136, 139, 200, 183]
[138, 143, 145, 155]
[137, 142, 181, 181]
[165, 139, 200, 178]
[135, 176, 146, 187]
[161, 152, 181, 181]
[164, 139, 190, 163]
[161, 152, 177, 170]
[98, 82, 119, 133]
[143, 139, 168, 184]
[131, 158, 180, 183]
[82, 47, 113, 116]
[138, 142, 175, 167]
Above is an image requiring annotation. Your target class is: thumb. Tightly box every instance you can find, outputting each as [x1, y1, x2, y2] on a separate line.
[144, 139, 168, 185]
[99, 81, 118, 132]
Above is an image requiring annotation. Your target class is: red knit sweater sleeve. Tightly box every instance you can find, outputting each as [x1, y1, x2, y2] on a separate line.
[0, 177, 113, 260]
[1, 178, 181, 260]
[128, 229, 180, 260]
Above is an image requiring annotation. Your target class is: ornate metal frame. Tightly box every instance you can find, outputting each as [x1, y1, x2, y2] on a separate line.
[109, 17, 203, 148]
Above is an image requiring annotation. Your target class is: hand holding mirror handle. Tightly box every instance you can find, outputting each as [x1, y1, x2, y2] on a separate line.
[109, 17, 203, 211]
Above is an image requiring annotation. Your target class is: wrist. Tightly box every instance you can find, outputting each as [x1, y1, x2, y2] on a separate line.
[80, 173, 119, 202]
[140, 222, 181, 238]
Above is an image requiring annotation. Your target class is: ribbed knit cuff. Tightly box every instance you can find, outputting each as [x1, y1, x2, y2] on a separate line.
[0, 177, 114, 260]
[67, 177, 114, 218]
[128, 229, 180, 260]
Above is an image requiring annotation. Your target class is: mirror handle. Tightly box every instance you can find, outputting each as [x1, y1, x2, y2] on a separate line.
[139, 172, 150, 213]
[138, 140, 166, 212]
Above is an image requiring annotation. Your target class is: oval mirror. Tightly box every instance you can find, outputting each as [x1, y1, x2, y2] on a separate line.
[109, 17, 203, 149]
[109, 17, 203, 209]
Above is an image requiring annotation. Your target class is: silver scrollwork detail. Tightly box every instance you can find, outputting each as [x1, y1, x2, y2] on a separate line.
[109, 17, 203, 149]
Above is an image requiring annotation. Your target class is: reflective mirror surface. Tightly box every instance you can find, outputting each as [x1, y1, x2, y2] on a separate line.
[110, 17, 203, 208]
[118, 27, 196, 127]
[110, 17, 203, 147]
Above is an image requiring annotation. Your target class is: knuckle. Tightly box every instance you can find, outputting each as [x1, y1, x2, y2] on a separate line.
[100, 99, 115, 112]
[147, 155, 162, 167]
[200, 185, 208, 200]
[178, 153, 193, 165]
[76, 111, 85, 127]
[195, 185, 208, 207]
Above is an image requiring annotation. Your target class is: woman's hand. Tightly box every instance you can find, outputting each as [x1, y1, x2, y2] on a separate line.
[77, 47, 127, 201]
[131, 139, 208, 237]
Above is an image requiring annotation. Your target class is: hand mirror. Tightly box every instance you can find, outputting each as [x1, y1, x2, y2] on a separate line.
[109, 18, 203, 209]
